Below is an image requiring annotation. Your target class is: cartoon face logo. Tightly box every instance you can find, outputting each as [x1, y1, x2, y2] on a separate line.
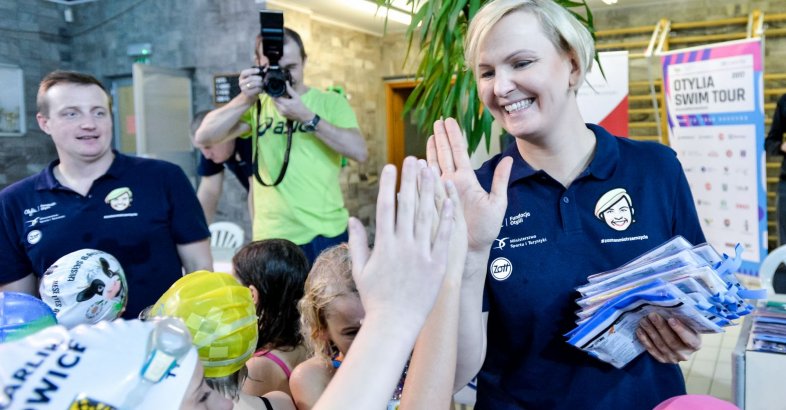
[104, 187, 133, 211]
[75, 256, 127, 321]
[594, 188, 635, 231]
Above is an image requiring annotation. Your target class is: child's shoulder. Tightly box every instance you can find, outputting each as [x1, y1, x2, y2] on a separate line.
[290, 357, 335, 409]
[291, 356, 333, 383]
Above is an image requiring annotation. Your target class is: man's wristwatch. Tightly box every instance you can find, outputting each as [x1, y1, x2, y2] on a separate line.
[302, 114, 321, 132]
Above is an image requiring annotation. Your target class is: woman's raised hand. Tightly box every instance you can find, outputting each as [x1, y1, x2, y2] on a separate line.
[427, 118, 513, 255]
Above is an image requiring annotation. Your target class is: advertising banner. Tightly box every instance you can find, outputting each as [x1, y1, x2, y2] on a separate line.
[661, 39, 766, 275]
[577, 51, 629, 137]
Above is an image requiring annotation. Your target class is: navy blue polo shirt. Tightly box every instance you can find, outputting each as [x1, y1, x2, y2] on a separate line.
[0, 152, 210, 318]
[197, 136, 253, 191]
[475, 124, 705, 410]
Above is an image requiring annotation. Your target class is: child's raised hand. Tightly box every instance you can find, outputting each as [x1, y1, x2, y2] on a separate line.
[348, 157, 454, 329]
[419, 159, 467, 284]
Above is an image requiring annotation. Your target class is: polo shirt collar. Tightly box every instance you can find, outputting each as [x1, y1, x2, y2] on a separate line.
[505, 124, 620, 186]
[34, 150, 129, 191]
[503, 140, 538, 185]
[584, 123, 619, 180]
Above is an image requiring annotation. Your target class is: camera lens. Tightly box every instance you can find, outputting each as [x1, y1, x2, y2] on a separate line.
[263, 75, 287, 98]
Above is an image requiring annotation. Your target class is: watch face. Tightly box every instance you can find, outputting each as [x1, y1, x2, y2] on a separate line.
[303, 115, 320, 132]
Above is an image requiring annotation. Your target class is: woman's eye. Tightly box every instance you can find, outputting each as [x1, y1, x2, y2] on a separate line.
[480, 70, 495, 79]
[514, 60, 532, 69]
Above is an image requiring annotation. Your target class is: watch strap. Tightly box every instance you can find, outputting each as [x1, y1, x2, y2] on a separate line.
[303, 114, 320, 132]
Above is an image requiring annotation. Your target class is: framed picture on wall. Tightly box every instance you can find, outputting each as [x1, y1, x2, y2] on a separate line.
[0, 64, 26, 137]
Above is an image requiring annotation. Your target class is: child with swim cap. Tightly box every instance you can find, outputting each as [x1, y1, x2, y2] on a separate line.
[150, 270, 295, 410]
[0, 318, 231, 410]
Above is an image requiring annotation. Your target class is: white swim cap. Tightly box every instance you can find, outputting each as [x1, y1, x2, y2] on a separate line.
[0, 319, 198, 410]
[39, 249, 127, 328]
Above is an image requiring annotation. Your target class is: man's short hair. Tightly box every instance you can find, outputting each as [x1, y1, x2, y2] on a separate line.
[36, 71, 111, 117]
[255, 26, 307, 63]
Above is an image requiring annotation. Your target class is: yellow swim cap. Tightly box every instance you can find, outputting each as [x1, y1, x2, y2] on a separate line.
[150, 271, 258, 378]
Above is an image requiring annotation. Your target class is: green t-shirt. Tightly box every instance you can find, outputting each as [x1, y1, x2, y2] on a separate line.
[240, 88, 359, 244]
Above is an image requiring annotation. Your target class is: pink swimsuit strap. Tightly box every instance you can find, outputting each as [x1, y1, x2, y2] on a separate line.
[253, 349, 292, 379]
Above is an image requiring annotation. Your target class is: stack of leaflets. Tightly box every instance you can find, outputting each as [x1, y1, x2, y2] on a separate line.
[565, 236, 765, 368]
[750, 302, 786, 354]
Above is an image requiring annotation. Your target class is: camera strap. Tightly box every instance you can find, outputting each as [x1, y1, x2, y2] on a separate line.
[252, 99, 292, 187]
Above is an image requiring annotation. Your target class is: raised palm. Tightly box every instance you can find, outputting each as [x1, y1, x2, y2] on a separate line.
[426, 118, 512, 254]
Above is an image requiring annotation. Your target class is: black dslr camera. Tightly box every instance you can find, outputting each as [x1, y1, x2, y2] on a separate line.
[255, 10, 291, 98]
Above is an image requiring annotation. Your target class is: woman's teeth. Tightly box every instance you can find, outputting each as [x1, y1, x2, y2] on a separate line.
[505, 98, 534, 113]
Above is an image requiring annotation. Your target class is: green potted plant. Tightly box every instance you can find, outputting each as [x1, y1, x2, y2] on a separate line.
[379, 0, 596, 153]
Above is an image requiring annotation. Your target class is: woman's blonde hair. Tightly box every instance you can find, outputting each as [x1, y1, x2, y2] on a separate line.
[464, 0, 595, 91]
[297, 243, 357, 365]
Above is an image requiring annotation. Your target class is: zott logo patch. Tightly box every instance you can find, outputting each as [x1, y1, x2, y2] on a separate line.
[27, 230, 42, 245]
[490, 257, 513, 281]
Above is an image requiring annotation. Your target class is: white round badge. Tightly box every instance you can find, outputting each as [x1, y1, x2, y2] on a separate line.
[27, 230, 42, 245]
[490, 257, 513, 281]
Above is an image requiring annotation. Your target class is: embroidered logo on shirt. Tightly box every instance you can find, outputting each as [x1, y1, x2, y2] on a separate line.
[498, 235, 549, 249]
[24, 202, 57, 216]
[594, 188, 635, 231]
[27, 230, 42, 245]
[503, 211, 531, 227]
[490, 257, 513, 281]
[493, 237, 509, 250]
[25, 214, 66, 227]
[104, 187, 133, 212]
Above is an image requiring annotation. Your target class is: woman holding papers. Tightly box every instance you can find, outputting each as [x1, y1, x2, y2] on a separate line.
[427, 0, 706, 408]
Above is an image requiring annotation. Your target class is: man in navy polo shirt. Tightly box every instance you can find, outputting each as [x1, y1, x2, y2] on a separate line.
[0, 70, 212, 319]
[190, 110, 253, 224]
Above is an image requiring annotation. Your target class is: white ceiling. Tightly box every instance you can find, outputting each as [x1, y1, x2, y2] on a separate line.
[264, 0, 660, 36]
[265, 0, 412, 36]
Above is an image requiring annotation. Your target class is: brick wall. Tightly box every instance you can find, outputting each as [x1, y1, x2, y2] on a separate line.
[0, 0, 67, 186]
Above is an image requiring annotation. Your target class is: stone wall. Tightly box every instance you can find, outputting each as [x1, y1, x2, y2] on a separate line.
[0, 0, 66, 186]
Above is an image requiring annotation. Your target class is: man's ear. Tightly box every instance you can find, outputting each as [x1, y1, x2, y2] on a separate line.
[248, 284, 260, 307]
[36, 113, 51, 135]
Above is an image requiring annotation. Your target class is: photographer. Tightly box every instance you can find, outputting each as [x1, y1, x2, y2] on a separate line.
[196, 24, 367, 264]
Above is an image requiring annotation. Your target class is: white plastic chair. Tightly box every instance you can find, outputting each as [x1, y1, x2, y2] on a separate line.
[209, 222, 244, 253]
[759, 245, 786, 303]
